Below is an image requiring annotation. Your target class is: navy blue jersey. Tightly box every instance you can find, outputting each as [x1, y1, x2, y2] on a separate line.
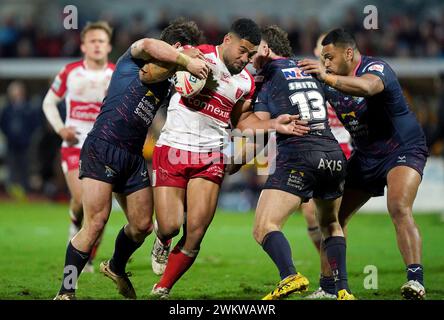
[324, 55, 427, 157]
[88, 48, 172, 154]
[253, 58, 338, 152]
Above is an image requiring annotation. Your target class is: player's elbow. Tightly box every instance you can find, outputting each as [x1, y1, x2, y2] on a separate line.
[362, 79, 383, 97]
[141, 38, 158, 55]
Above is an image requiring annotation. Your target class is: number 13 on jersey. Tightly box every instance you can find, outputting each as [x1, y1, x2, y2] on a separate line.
[289, 90, 326, 121]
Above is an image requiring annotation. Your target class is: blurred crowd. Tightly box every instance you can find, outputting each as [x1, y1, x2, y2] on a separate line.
[1, 7, 444, 59]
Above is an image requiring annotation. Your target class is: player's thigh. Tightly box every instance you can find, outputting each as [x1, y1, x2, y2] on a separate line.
[118, 187, 154, 230]
[338, 187, 372, 227]
[386, 166, 421, 214]
[313, 197, 342, 227]
[185, 178, 220, 234]
[65, 169, 82, 202]
[255, 189, 302, 231]
[153, 186, 186, 232]
[82, 177, 113, 227]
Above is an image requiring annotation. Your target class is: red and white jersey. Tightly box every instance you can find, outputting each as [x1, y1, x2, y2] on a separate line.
[50, 60, 115, 148]
[327, 102, 351, 145]
[157, 44, 255, 152]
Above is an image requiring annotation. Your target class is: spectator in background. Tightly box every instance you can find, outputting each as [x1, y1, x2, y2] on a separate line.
[0, 81, 40, 198]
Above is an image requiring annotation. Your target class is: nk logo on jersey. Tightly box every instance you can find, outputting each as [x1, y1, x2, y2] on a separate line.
[282, 67, 311, 80]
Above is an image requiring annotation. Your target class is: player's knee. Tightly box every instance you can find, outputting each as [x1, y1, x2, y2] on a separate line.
[157, 220, 181, 239]
[160, 227, 180, 239]
[253, 227, 264, 244]
[253, 223, 277, 245]
[132, 219, 154, 237]
[319, 221, 342, 238]
[388, 202, 413, 224]
[85, 216, 107, 236]
[186, 224, 207, 243]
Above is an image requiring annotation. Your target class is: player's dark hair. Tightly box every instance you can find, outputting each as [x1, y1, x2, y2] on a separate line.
[230, 18, 261, 45]
[160, 18, 204, 46]
[261, 25, 293, 57]
[322, 28, 357, 49]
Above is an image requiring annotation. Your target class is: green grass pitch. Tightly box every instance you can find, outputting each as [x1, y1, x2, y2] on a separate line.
[0, 202, 443, 300]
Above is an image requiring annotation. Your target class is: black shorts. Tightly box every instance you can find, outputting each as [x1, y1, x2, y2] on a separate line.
[79, 136, 150, 195]
[345, 145, 429, 197]
[263, 149, 347, 201]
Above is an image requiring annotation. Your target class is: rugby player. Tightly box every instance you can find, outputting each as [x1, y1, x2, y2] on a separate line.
[149, 18, 303, 299]
[43, 21, 114, 272]
[299, 28, 429, 300]
[304, 32, 352, 299]
[54, 19, 209, 300]
[237, 25, 355, 300]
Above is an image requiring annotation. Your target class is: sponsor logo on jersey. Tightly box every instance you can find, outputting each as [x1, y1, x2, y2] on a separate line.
[239, 73, 248, 80]
[367, 63, 384, 73]
[184, 96, 231, 122]
[205, 57, 217, 65]
[282, 67, 311, 80]
[287, 169, 304, 190]
[235, 88, 244, 100]
[146, 90, 160, 104]
[397, 155, 406, 163]
[104, 165, 117, 178]
[140, 169, 149, 182]
[340, 111, 357, 119]
[70, 102, 101, 122]
[317, 159, 343, 172]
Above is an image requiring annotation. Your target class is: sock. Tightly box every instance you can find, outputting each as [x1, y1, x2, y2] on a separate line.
[319, 275, 336, 295]
[406, 264, 424, 285]
[109, 227, 143, 275]
[307, 226, 322, 251]
[262, 231, 296, 280]
[323, 236, 349, 292]
[156, 244, 198, 289]
[59, 241, 90, 294]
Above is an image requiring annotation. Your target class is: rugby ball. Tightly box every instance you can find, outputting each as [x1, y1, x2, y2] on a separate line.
[173, 69, 206, 98]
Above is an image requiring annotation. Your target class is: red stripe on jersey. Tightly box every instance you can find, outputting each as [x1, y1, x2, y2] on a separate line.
[327, 103, 344, 128]
[198, 88, 234, 108]
[69, 100, 101, 122]
[107, 62, 116, 71]
[243, 68, 255, 101]
[51, 60, 84, 98]
[197, 44, 216, 55]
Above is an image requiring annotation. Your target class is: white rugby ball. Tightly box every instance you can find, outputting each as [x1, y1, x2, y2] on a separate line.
[173, 70, 206, 98]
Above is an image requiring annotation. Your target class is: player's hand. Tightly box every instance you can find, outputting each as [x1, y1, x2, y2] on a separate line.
[298, 59, 327, 81]
[186, 57, 210, 80]
[58, 126, 79, 146]
[273, 114, 310, 136]
[182, 47, 205, 61]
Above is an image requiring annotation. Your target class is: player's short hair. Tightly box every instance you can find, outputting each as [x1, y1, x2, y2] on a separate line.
[322, 28, 357, 49]
[160, 18, 204, 46]
[261, 25, 293, 57]
[229, 18, 261, 46]
[80, 21, 113, 42]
